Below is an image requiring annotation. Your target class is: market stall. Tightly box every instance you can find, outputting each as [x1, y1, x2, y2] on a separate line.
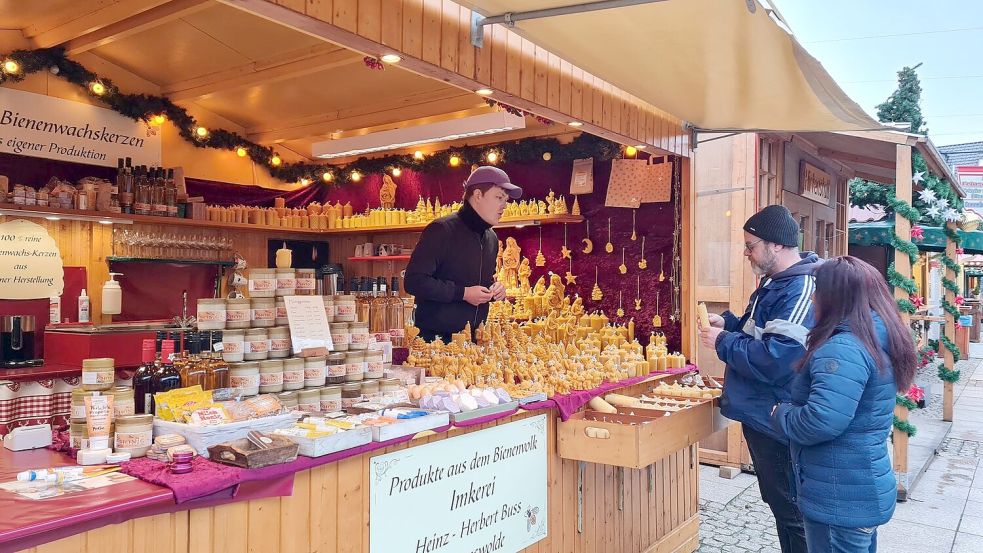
[0, 1, 714, 552]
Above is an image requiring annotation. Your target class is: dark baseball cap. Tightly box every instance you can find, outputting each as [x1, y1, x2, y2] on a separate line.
[463, 166, 523, 199]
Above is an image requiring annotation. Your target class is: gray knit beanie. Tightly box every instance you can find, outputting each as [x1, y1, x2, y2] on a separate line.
[743, 205, 799, 247]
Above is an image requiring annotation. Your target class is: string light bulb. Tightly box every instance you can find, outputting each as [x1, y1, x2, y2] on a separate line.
[322, 171, 334, 182]
[236, 147, 248, 157]
[543, 152, 552, 161]
[413, 151, 425, 160]
[351, 170, 362, 182]
[380, 54, 402, 63]
[90, 82, 106, 95]
[299, 178, 310, 186]
[151, 114, 166, 126]
[449, 155, 461, 167]
[391, 167, 401, 177]
[475, 88, 493, 96]
[195, 126, 208, 138]
[625, 146, 638, 157]
[568, 121, 583, 127]
[3, 60, 20, 74]
[486, 151, 499, 164]
[271, 154, 282, 167]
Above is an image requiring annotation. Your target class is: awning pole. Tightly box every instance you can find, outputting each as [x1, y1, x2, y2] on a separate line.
[471, 0, 667, 47]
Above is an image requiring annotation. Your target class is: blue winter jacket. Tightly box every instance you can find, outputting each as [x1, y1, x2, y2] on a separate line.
[716, 253, 821, 443]
[771, 314, 898, 528]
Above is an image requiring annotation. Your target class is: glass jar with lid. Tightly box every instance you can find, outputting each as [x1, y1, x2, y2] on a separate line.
[196, 298, 226, 331]
[360, 379, 380, 400]
[344, 351, 365, 382]
[229, 361, 260, 396]
[114, 414, 154, 458]
[297, 388, 320, 412]
[274, 298, 289, 326]
[319, 385, 342, 412]
[364, 349, 385, 380]
[277, 391, 298, 410]
[250, 298, 276, 328]
[248, 268, 276, 298]
[323, 296, 336, 323]
[243, 328, 269, 360]
[258, 360, 284, 393]
[225, 298, 252, 329]
[303, 355, 326, 387]
[326, 352, 347, 385]
[275, 268, 296, 297]
[268, 326, 290, 358]
[349, 322, 370, 350]
[331, 322, 351, 352]
[334, 295, 357, 322]
[295, 268, 316, 295]
[341, 383, 362, 409]
[282, 358, 305, 390]
[222, 329, 245, 362]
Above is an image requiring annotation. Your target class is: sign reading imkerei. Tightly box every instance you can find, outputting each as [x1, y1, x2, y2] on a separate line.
[800, 161, 832, 204]
[370, 415, 548, 553]
[0, 219, 64, 299]
[0, 87, 161, 168]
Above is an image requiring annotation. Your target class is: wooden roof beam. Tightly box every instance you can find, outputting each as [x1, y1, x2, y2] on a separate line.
[817, 147, 896, 170]
[59, 0, 213, 55]
[28, 0, 187, 49]
[161, 43, 359, 102]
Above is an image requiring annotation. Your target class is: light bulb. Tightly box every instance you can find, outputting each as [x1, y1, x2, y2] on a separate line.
[351, 171, 362, 182]
[486, 151, 499, 164]
[271, 154, 282, 167]
[543, 152, 552, 161]
[3, 60, 19, 74]
[322, 171, 333, 182]
[413, 151, 425, 160]
[380, 54, 402, 63]
[449, 155, 461, 167]
[635, 145, 646, 150]
[90, 82, 106, 95]
[568, 121, 583, 127]
[151, 114, 166, 126]
[625, 146, 638, 157]
[195, 126, 208, 138]
[300, 178, 310, 186]
[391, 167, 401, 177]
[236, 147, 248, 157]
[475, 88, 493, 96]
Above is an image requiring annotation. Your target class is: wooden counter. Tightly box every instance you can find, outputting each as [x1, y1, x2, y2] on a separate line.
[11, 406, 700, 553]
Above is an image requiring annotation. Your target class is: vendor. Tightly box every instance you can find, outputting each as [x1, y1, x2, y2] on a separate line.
[405, 166, 523, 342]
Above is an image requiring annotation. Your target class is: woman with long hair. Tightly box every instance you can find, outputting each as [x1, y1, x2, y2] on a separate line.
[771, 256, 917, 553]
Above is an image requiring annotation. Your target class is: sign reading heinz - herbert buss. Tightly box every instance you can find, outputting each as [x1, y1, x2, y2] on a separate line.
[0, 87, 161, 167]
[370, 415, 548, 553]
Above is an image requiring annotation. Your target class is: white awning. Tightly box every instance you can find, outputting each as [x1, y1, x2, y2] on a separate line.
[459, 0, 883, 132]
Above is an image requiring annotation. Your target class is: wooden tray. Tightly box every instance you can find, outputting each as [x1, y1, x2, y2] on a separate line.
[557, 400, 712, 469]
[207, 433, 300, 468]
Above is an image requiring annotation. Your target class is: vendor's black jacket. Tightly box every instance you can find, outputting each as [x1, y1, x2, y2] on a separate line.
[404, 201, 498, 339]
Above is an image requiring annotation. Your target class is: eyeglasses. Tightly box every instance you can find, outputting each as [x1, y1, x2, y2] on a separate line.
[744, 238, 764, 253]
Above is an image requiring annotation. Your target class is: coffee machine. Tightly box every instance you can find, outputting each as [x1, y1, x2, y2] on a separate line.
[317, 264, 345, 295]
[1, 315, 43, 368]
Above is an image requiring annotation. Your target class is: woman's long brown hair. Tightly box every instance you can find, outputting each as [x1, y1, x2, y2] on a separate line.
[800, 256, 917, 391]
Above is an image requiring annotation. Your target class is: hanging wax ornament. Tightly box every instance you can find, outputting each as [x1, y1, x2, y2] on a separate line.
[653, 289, 662, 327]
[659, 253, 666, 282]
[638, 236, 647, 269]
[631, 210, 637, 241]
[535, 227, 546, 267]
[581, 220, 593, 254]
[619, 247, 628, 274]
[565, 256, 578, 285]
[591, 267, 603, 301]
[617, 291, 625, 318]
[605, 218, 614, 253]
[635, 275, 642, 311]
[572, 196, 581, 216]
[561, 224, 572, 259]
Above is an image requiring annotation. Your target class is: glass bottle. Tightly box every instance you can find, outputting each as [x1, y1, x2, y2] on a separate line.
[133, 166, 150, 215]
[120, 157, 134, 214]
[114, 158, 124, 202]
[184, 333, 207, 389]
[152, 168, 167, 217]
[150, 340, 180, 414]
[356, 277, 372, 323]
[207, 331, 230, 390]
[174, 331, 194, 384]
[133, 338, 156, 414]
[370, 276, 389, 334]
[387, 277, 406, 348]
[164, 168, 177, 218]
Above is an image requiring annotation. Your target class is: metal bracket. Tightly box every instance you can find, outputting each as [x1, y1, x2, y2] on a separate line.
[470, 12, 486, 48]
[617, 467, 625, 511]
[577, 461, 586, 533]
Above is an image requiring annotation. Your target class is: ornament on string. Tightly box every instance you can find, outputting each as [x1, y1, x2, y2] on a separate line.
[925, 205, 942, 219]
[910, 294, 924, 309]
[619, 247, 628, 274]
[591, 267, 603, 301]
[581, 220, 593, 254]
[561, 224, 572, 259]
[653, 289, 662, 327]
[635, 275, 642, 311]
[565, 257, 578, 286]
[912, 171, 926, 185]
[936, 197, 950, 210]
[617, 291, 625, 318]
[638, 236, 647, 269]
[910, 225, 924, 241]
[631, 210, 637, 241]
[363, 57, 385, 70]
[535, 227, 546, 267]
[918, 187, 937, 204]
[605, 218, 614, 253]
[659, 253, 666, 282]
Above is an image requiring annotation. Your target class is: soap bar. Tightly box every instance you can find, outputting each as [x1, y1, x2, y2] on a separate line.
[78, 447, 112, 465]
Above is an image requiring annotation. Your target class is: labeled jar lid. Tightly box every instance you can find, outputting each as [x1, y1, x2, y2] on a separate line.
[115, 414, 154, 428]
[327, 353, 346, 363]
[297, 389, 320, 401]
[277, 391, 298, 407]
[109, 386, 134, 399]
[259, 360, 284, 371]
[345, 351, 365, 361]
[269, 326, 290, 337]
[230, 361, 260, 371]
[82, 358, 115, 369]
[283, 358, 305, 369]
[320, 386, 342, 398]
[341, 383, 361, 394]
[304, 355, 326, 365]
[244, 328, 268, 337]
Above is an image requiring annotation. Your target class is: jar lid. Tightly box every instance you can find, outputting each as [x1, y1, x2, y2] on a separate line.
[320, 387, 341, 396]
[268, 326, 290, 336]
[230, 361, 260, 370]
[351, 322, 369, 329]
[259, 360, 284, 370]
[364, 350, 384, 359]
[250, 268, 275, 274]
[115, 414, 154, 425]
[82, 358, 115, 369]
[275, 268, 295, 274]
[305, 355, 327, 363]
[342, 383, 361, 391]
[198, 298, 226, 304]
[345, 351, 365, 360]
[250, 297, 275, 304]
[244, 328, 268, 336]
[227, 297, 251, 304]
[222, 328, 245, 336]
[283, 358, 305, 367]
[381, 378, 401, 386]
[109, 386, 134, 396]
[322, 297, 335, 304]
[327, 353, 346, 361]
[298, 389, 320, 399]
[72, 388, 100, 399]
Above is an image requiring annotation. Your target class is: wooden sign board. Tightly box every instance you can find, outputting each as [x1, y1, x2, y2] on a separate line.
[800, 161, 832, 204]
[284, 295, 333, 354]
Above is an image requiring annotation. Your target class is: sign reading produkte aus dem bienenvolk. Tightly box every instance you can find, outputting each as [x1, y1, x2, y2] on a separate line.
[370, 414, 548, 553]
[0, 87, 161, 167]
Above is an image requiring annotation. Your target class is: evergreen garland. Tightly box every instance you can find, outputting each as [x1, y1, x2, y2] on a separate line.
[889, 234, 920, 265]
[896, 298, 917, 314]
[938, 366, 962, 383]
[885, 191, 921, 222]
[0, 47, 623, 185]
[939, 334, 962, 362]
[887, 262, 918, 295]
[940, 253, 962, 276]
[895, 395, 918, 411]
[941, 298, 961, 319]
[892, 415, 917, 437]
[942, 276, 961, 295]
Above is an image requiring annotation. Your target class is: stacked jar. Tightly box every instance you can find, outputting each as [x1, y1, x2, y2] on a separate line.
[364, 349, 386, 380]
[319, 385, 342, 412]
[229, 362, 260, 396]
[109, 387, 135, 418]
[269, 326, 291, 358]
[331, 322, 351, 352]
[243, 328, 269, 361]
[297, 388, 320, 412]
[341, 383, 362, 409]
[114, 414, 154, 458]
[196, 299, 226, 330]
[274, 298, 289, 326]
[345, 351, 365, 382]
[275, 269, 296, 296]
[323, 296, 336, 323]
[334, 295, 357, 323]
[248, 268, 276, 298]
[258, 360, 284, 394]
[282, 358, 305, 391]
[303, 355, 326, 388]
[360, 379, 380, 400]
[349, 322, 371, 351]
[251, 298, 275, 328]
[278, 391, 298, 410]
[295, 268, 316, 295]
[81, 358, 115, 391]
[325, 352, 346, 385]
[222, 329, 245, 362]
[225, 298, 251, 329]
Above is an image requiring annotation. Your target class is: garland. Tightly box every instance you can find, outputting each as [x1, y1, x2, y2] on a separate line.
[895, 395, 918, 411]
[887, 262, 918, 295]
[0, 47, 622, 185]
[886, 191, 921, 223]
[892, 415, 917, 438]
[938, 365, 962, 383]
[939, 334, 962, 362]
[942, 276, 961, 295]
[940, 253, 962, 276]
[940, 298, 961, 319]
[889, 233, 920, 265]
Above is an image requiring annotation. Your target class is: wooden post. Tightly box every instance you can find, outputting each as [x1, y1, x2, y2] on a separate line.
[943, 221, 958, 422]
[893, 144, 912, 500]
[680, 156, 697, 363]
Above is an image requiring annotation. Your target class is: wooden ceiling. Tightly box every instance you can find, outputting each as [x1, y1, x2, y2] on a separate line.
[3, 0, 554, 161]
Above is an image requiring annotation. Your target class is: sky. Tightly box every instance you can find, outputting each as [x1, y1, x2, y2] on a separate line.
[774, 0, 983, 147]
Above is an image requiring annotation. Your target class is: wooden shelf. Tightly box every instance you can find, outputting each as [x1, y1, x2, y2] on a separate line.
[347, 255, 412, 262]
[0, 203, 583, 237]
[107, 256, 236, 267]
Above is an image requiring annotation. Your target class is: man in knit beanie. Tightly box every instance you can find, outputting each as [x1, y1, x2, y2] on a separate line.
[698, 205, 820, 553]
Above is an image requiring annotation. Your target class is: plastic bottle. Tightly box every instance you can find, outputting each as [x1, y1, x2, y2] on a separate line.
[49, 295, 61, 325]
[78, 289, 90, 323]
[102, 273, 123, 315]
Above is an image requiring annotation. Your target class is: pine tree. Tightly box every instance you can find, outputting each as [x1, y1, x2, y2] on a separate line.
[875, 65, 927, 135]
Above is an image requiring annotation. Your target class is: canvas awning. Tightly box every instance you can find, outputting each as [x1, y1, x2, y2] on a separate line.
[849, 221, 983, 255]
[458, 0, 883, 132]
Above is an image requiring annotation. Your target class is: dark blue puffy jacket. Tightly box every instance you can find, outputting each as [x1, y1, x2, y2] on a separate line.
[716, 253, 821, 442]
[772, 314, 898, 528]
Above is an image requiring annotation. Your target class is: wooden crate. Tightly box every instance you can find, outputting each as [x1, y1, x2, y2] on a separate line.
[557, 400, 712, 469]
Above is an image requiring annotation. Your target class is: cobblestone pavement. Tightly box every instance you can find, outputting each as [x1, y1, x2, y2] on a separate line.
[697, 481, 782, 553]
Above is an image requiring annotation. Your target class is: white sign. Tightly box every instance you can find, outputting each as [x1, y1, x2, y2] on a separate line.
[0, 219, 64, 299]
[0, 87, 161, 167]
[958, 167, 983, 218]
[283, 295, 333, 353]
[370, 415, 548, 553]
